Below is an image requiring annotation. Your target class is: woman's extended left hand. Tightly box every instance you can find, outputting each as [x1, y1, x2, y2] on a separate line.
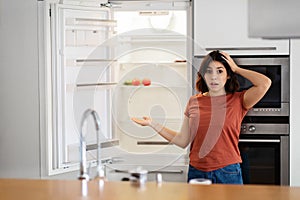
[131, 116, 152, 126]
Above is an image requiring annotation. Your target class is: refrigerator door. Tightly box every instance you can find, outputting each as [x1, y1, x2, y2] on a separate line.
[50, 4, 117, 168]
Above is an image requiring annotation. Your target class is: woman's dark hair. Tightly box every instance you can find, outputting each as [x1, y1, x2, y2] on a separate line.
[195, 50, 240, 93]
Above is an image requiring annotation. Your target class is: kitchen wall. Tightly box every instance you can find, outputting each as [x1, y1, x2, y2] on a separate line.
[290, 39, 300, 186]
[0, 0, 40, 178]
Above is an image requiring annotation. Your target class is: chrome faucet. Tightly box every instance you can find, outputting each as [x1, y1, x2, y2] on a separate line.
[78, 109, 105, 181]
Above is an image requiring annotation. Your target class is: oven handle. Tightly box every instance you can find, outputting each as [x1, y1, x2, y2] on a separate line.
[239, 139, 280, 143]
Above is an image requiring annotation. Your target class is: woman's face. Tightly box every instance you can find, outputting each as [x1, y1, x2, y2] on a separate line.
[204, 60, 229, 96]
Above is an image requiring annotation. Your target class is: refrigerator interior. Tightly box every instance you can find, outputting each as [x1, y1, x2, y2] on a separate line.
[112, 8, 190, 155]
[51, 2, 192, 169]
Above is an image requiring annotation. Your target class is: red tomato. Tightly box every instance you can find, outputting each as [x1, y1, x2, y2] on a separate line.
[132, 78, 141, 86]
[142, 78, 151, 86]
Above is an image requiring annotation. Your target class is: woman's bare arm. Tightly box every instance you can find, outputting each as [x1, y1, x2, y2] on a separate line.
[221, 52, 272, 109]
[131, 116, 190, 148]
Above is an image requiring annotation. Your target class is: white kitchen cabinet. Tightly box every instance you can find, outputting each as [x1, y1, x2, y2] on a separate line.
[249, 0, 300, 39]
[193, 0, 289, 55]
[290, 39, 300, 186]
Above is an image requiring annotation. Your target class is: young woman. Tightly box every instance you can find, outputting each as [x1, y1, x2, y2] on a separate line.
[131, 51, 271, 184]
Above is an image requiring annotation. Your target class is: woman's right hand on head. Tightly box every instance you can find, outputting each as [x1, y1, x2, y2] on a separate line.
[220, 51, 239, 73]
[131, 116, 152, 126]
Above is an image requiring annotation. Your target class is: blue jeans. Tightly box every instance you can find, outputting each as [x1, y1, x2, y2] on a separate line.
[187, 163, 243, 184]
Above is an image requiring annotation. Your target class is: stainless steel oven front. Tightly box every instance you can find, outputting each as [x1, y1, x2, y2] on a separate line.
[239, 116, 289, 185]
[232, 55, 289, 117]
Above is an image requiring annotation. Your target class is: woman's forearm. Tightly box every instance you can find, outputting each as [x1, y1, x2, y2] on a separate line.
[149, 118, 190, 148]
[235, 67, 271, 89]
[235, 67, 271, 109]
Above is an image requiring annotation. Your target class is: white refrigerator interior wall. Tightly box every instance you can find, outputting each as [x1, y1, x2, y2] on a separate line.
[0, 0, 40, 178]
[112, 10, 188, 154]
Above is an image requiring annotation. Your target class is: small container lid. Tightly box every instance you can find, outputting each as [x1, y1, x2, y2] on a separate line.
[189, 178, 212, 185]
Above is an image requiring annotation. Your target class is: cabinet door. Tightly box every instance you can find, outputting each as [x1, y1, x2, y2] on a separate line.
[193, 0, 289, 55]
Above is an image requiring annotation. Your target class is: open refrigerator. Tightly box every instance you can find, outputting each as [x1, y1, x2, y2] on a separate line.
[45, 0, 192, 179]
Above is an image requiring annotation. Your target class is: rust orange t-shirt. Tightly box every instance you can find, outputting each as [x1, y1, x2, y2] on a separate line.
[184, 91, 249, 171]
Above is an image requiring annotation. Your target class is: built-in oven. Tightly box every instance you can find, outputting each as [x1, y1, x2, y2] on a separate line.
[239, 116, 289, 185]
[232, 56, 290, 185]
[232, 55, 289, 116]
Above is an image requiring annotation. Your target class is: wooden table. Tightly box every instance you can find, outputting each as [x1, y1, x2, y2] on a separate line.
[1, 179, 300, 200]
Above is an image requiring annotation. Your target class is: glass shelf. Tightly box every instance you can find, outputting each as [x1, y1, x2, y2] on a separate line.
[119, 85, 187, 89]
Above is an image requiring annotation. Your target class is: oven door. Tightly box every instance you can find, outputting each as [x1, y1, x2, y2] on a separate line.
[233, 56, 289, 116]
[238, 134, 289, 185]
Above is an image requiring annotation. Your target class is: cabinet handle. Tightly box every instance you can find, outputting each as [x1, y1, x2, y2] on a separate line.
[239, 139, 280, 143]
[205, 47, 277, 51]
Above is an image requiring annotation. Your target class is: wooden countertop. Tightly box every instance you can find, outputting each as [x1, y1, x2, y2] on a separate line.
[1, 179, 300, 200]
